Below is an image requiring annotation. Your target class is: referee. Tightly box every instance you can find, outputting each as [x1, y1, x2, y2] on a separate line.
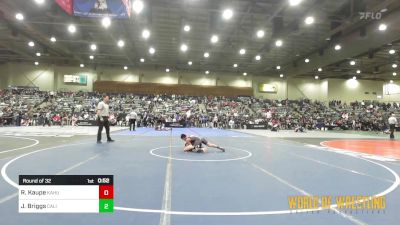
[97, 95, 115, 143]
[128, 108, 137, 131]
[388, 113, 398, 139]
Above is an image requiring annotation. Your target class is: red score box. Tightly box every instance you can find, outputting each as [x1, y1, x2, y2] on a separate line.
[99, 185, 114, 199]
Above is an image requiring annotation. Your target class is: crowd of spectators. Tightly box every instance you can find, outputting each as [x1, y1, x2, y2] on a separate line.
[0, 88, 399, 131]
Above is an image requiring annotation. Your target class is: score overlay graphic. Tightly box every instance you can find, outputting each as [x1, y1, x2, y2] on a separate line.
[18, 175, 114, 213]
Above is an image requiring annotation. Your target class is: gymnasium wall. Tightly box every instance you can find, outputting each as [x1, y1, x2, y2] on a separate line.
[0, 62, 399, 102]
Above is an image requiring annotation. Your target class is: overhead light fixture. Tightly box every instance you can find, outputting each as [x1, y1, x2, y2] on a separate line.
[80, 64, 85, 68]
[255, 55, 261, 61]
[350, 60, 356, 66]
[101, 17, 111, 28]
[166, 68, 170, 73]
[389, 49, 396, 55]
[89, 55, 94, 60]
[393, 64, 398, 68]
[28, 41, 35, 47]
[334, 44, 341, 51]
[318, 68, 322, 72]
[390, 80, 393, 83]
[356, 70, 361, 74]
[243, 72, 247, 76]
[204, 52, 210, 58]
[15, 13, 24, 21]
[256, 30, 265, 38]
[149, 47, 155, 54]
[276, 65, 281, 70]
[124, 66, 128, 70]
[352, 76, 357, 80]
[393, 72, 397, 76]
[305, 58, 310, 63]
[180, 44, 188, 52]
[50, 36, 56, 42]
[36, 52, 41, 57]
[132, 0, 144, 14]
[378, 23, 387, 31]
[90, 44, 97, 51]
[304, 16, 314, 25]
[275, 39, 283, 47]
[188, 61, 192, 65]
[205, 70, 210, 74]
[315, 75, 319, 80]
[142, 29, 150, 39]
[233, 63, 238, 68]
[117, 40, 125, 48]
[289, 0, 303, 6]
[68, 24, 76, 33]
[34, 0, 45, 4]
[211, 35, 219, 43]
[34, 61, 39, 66]
[222, 9, 233, 20]
[280, 74, 284, 78]
[239, 48, 246, 55]
[183, 25, 191, 32]
[140, 58, 145, 63]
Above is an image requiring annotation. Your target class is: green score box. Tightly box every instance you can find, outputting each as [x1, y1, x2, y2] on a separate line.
[99, 199, 114, 213]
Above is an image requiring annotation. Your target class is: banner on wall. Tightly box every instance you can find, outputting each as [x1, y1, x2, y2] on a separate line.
[258, 84, 277, 93]
[64, 74, 87, 85]
[56, 0, 73, 15]
[73, 0, 131, 18]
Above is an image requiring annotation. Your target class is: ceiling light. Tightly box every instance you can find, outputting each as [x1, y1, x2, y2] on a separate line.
[142, 29, 150, 39]
[334, 44, 341, 51]
[188, 61, 192, 65]
[50, 36, 56, 42]
[239, 48, 246, 55]
[393, 72, 397, 76]
[80, 64, 85, 68]
[183, 25, 191, 32]
[352, 76, 357, 80]
[28, 41, 35, 47]
[256, 30, 265, 38]
[315, 75, 319, 80]
[180, 44, 188, 52]
[211, 35, 219, 43]
[34, 0, 45, 4]
[124, 66, 128, 70]
[390, 80, 393, 83]
[304, 16, 314, 25]
[101, 17, 111, 28]
[222, 9, 233, 20]
[15, 13, 24, 21]
[34, 61, 39, 66]
[289, 0, 303, 6]
[36, 52, 41, 57]
[205, 70, 210, 74]
[149, 47, 155, 54]
[280, 74, 284, 78]
[393, 64, 398, 68]
[378, 23, 387, 31]
[233, 64, 238, 68]
[117, 40, 125, 48]
[132, 0, 144, 14]
[305, 58, 310, 63]
[68, 24, 76, 33]
[356, 70, 361, 74]
[350, 60, 356, 66]
[255, 55, 261, 61]
[389, 49, 396, 55]
[318, 68, 322, 72]
[243, 72, 247, 76]
[140, 58, 145, 63]
[166, 68, 170, 73]
[89, 55, 94, 60]
[204, 52, 210, 58]
[276, 65, 281, 70]
[90, 44, 97, 51]
[275, 39, 283, 47]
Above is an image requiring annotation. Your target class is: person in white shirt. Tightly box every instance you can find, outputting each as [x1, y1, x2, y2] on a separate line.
[97, 95, 114, 143]
[228, 119, 235, 129]
[388, 113, 398, 139]
[128, 108, 137, 131]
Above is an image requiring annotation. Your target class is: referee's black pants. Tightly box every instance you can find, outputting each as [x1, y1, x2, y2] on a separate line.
[97, 116, 111, 141]
[389, 124, 395, 139]
[129, 119, 136, 131]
